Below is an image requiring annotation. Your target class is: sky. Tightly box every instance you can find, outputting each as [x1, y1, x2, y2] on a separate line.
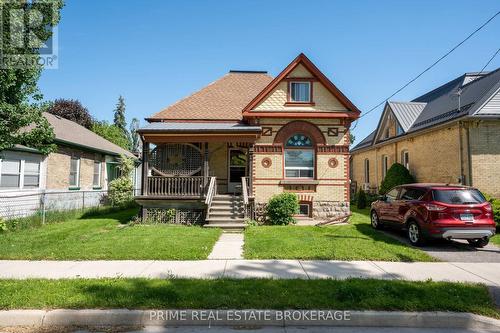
[38, 0, 500, 145]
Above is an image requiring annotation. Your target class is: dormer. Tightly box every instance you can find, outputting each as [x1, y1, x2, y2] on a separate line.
[374, 101, 426, 142]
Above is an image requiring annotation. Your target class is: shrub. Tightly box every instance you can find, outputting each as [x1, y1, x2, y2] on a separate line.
[266, 192, 299, 225]
[379, 163, 415, 195]
[485, 194, 500, 224]
[357, 189, 367, 209]
[108, 155, 135, 206]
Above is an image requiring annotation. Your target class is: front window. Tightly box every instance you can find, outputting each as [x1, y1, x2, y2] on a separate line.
[0, 159, 21, 188]
[69, 157, 80, 188]
[290, 82, 311, 102]
[364, 159, 370, 183]
[93, 161, 101, 187]
[285, 134, 314, 178]
[401, 150, 409, 169]
[386, 188, 399, 202]
[382, 155, 389, 178]
[23, 161, 40, 189]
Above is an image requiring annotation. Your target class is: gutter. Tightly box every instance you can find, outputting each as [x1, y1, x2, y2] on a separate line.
[54, 139, 135, 159]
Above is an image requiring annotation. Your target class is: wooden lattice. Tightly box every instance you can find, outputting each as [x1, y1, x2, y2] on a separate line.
[146, 208, 205, 225]
[150, 143, 202, 176]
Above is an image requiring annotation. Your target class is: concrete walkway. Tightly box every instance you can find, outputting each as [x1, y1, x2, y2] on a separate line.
[0, 260, 498, 286]
[208, 233, 244, 259]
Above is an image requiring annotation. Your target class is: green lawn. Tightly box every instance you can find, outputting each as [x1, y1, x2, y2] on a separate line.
[244, 208, 435, 261]
[491, 227, 500, 246]
[0, 209, 221, 260]
[0, 278, 497, 317]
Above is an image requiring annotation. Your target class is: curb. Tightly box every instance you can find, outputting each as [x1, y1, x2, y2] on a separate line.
[0, 310, 499, 329]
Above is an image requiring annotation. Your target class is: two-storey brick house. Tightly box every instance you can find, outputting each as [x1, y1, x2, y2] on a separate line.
[136, 54, 361, 229]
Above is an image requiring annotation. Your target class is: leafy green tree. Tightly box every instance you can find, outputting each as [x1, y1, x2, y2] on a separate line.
[349, 133, 356, 145]
[113, 95, 127, 135]
[47, 98, 93, 129]
[92, 121, 131, 150]
[0, 0, 64, 155]
[379, 163, 415, 194]
[129, 117, 140, 153]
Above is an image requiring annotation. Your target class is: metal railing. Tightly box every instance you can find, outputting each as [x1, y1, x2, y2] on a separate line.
[147, 176, 205, 197]
[0, 189, 140, 222]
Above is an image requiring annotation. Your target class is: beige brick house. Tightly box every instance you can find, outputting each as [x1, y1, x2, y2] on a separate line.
[351, 69, 500, 197]
[0, 113, 136, 217]
[136, 53, 361, 229]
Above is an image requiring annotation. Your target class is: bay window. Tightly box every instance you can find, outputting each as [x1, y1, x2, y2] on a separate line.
[284, 134, 314, 178]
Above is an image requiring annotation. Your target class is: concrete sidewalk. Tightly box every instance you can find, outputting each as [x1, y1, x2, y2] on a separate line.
[0, 260, 498, 286]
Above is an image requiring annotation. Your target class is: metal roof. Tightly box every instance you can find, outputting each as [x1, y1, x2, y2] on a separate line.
[387, 101, 427, 131]
[138, 122, 262, 133]
[353, 68, 500, 151]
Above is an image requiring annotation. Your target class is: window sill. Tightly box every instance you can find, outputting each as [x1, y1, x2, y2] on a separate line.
[279, 179, 319, 185]
[68, 187, 80, 191]
[93, 187, 102, 190]
[284, 102, 315, 107]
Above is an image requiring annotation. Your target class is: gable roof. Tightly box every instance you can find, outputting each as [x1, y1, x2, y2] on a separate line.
[147, 72, 273, 121]
[352, 68, 500, 152]
[43, 112, 134, 158]
[242, 53, 361, 117]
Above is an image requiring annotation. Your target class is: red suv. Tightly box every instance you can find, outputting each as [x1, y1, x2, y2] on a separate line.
[370, 184, 496, 247]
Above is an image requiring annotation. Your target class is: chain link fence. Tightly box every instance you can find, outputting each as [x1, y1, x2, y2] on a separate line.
[0, 189, 140, 222]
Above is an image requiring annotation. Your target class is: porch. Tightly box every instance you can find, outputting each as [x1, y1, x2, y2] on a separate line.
[136, 122, 260, 228]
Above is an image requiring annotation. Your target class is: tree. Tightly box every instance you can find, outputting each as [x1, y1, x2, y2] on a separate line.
[379, 163, 415, 195]
[113, 96, 127, 135]
[129, 118, 141, 153]
[47, 99, 93, 129]
[0, 0, 64, 155]
[349, 133, 356, 145]
[92, 121, 131, 150]
[356, 189, 367, 209]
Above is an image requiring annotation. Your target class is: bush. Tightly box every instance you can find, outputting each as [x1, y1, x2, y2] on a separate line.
[379, 163, 415, 195]
[266, 192, 299, 225]
[108, 155, 135, 206]
[357, 189, 367, 209]
[485, 194, 500, 224]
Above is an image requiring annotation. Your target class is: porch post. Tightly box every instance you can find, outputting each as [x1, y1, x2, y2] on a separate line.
[203, 142, 209, 186]
[141, 140, 150, 196]
[248, 145, 254, 196]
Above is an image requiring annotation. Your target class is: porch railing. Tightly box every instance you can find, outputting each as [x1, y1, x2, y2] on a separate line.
[147, 176, 205, 197]
[241, 176, 254, 219]
[205, 177, 217, 206]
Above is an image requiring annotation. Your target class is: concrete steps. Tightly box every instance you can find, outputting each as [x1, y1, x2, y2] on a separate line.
[205, 194, 246, 231]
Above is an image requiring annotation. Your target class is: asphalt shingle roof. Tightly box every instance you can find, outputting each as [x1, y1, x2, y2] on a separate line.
[148, 72, 273, 121]
[44, 112, 134, 157]
[138, 122, 262, 133]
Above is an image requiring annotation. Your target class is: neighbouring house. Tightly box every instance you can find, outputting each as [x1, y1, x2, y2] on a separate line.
[136, 53, 361, 229]
[0, 112, 137, 218]
[351, 68, 500, 197]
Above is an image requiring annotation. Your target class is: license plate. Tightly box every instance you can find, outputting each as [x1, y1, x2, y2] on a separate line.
[460, 213, 474, 221]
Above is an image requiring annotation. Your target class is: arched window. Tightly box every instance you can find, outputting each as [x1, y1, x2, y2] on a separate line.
[284, 134, 314, 178]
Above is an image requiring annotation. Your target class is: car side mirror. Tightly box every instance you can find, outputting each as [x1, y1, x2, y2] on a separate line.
[379, 195, 387, 202]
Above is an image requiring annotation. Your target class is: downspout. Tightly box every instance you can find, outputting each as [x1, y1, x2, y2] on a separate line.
[458, 122, 464, 184]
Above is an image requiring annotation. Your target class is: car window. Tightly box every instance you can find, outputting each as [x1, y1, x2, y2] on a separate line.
[432, 189, 486, 204]
[386, 188, 399, 202]
[400, 188, 426, 201]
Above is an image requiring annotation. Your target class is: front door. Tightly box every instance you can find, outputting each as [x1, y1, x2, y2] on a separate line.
[228, 148, 247, 193]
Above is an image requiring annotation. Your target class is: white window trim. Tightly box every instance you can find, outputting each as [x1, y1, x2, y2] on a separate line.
[289, 81, 311, 103]
[69, 157, 80, 188]
[298, 203, 310, 216]
[284, 149, 315, 179]
[0, 157, 41, 191]
[401, 151, 409, 169]
[93, 161, 102, 188]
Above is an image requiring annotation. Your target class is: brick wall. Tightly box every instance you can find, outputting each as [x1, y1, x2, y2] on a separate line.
[46, 146, 105, 190]
[351, 124, 462, 192]
[469, 120, 500, 197]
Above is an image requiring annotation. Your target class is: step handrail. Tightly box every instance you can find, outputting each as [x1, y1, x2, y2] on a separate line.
[205, 176, 217, 206]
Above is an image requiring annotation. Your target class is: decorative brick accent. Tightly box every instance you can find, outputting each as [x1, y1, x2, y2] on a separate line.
[261, 157, 272, 168]
[328, 157, 339, 168]
[254, 145, 282, 154]
[317, 145, 349, 154]
[274, 120, 326, 145]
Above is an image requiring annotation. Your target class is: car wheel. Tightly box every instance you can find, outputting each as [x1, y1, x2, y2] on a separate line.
[371, 211, 382, 229]
[407, 221, 425, 246]
[467, 238, 489, 248]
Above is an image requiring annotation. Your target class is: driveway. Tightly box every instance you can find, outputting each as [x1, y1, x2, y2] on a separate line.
[380, 228, 500, 262]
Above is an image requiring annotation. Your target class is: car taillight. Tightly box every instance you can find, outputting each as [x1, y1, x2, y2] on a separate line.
[423, 203, 446, 211]
[484, 203, 493, 213]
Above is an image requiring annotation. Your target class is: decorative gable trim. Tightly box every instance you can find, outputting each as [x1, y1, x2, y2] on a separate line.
[242, 53, 361, 118]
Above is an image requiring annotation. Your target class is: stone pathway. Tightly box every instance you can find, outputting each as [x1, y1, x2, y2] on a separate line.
[207, 233, 244, 259]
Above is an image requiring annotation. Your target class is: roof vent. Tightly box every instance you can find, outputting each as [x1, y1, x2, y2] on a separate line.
[229, 70, 268, 74]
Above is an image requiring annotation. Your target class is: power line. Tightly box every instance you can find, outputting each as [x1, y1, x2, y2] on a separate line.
[479, 47, 500, 73]
[351, 10, 500, 131]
